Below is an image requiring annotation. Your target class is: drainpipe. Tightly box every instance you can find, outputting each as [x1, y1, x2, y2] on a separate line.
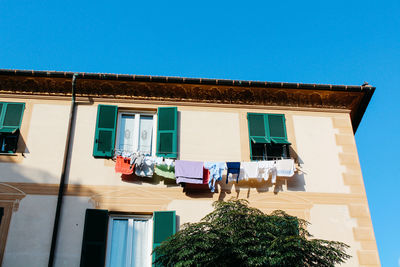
[48, 73, 78, 267]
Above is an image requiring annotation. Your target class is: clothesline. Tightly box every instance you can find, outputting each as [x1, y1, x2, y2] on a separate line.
[115, 152, 296, 194]
[113, 150, 293, 160]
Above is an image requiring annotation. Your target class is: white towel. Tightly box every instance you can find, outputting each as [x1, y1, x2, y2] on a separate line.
[240, 162, 258, 180]
[276, 159, 295, 177]
[257, 161, 277, 183]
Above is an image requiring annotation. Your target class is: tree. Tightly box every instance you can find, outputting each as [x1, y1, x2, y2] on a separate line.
[153, 199, 350, 267]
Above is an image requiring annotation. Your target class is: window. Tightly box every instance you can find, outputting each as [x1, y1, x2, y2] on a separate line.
[0, 102, 25, 154]
[115, 112, 156, 155]
[0, 207, 3, 225]
[247, 113, 291, 160]
[93, 105, 178, 159]
[106, 216, 153, 267]
[80, 209, 176, 267]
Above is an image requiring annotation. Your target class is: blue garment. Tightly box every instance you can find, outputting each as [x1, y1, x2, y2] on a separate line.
[226, 162, 240, 183]
[204, 162, 226, 192]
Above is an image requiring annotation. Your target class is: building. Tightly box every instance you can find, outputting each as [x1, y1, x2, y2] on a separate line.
[0, 69, 379, 266]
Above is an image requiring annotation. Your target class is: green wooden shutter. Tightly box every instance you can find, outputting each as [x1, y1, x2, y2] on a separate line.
[0, 103, 3, 124]
[156, 107, 177, 158]
[267, 114, 290, 144]
[0, 102, 25, 132]
[80, 209, 109, 267]
[247, 113, 270, 144]
[152, 211, 176, 266]
[93, 105, 118, 158]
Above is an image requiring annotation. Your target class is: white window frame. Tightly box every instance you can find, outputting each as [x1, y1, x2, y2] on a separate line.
[115, 110, 157, 156]
[105, 214, 154, 267]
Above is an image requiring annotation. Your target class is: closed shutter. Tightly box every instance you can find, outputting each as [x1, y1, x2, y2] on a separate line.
[152, 211, 176, 266]
[267, 114, 290, 144]
[93, 105, 118, 158]
[80, 209, 109, 267]
[156, 107, 177, 158]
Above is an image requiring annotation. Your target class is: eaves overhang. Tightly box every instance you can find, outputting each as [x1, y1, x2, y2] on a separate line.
[0, 69, 375, 133]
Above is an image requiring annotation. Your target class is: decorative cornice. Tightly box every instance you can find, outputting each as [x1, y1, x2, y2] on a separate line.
[0, 70, 375, 132]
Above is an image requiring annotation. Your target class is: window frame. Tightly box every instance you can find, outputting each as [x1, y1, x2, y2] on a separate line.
[0, 102, 25, 154]
[247, 112, 290, 160]
[105, 214, 154, 267]
[115, 110, 157, 156]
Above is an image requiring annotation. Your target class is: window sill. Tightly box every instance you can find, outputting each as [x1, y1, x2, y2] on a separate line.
[0, 152, 18, 156]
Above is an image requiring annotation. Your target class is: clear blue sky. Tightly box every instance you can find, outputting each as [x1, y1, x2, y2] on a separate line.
[1, 0, 399, 265]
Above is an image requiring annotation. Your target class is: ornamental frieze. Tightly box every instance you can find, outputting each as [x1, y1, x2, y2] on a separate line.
[0, 75, 361, 111]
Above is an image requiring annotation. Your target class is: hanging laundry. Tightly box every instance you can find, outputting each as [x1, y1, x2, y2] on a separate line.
[276, 159, 295, 177]
[175, 160, 204, 184]
[226, 162, 240, 183]
[135, 156, 156, 177]
[115, 156, 134, 175]
[204, 162, 226, 192]
[203, 167, 210, 184]
[240, 162, 258, 180]
[184, 168, 210, 190]
[154, 157, 175, 180]
[257, 161, 277, 184]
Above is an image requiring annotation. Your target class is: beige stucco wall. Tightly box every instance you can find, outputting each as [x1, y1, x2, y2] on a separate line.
[291, 115, 348, 193]
[54, 196, 94, 267]
[179, 110, 241, 162]
[0, 101, 69, 184]
[2, 195, 57, 267]
[309, 204, 360, 267]
[0, 98, 380, 266]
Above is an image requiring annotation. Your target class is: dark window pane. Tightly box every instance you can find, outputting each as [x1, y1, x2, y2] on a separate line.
[158, 108, 175, 131]
[251, 143, 265, 160]
[268, 115, 285, 138]
[98, 105, 116, 129]
[4, 104, 24, 127]
[248, 114, 265, 137]
[0, 131, 19, 153]
[158, 132, 173, 154]
[0, 207, 3, 225]
[266, 144, 288, 159]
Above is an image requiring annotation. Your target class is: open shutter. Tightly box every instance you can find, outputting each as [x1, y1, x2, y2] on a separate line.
[156, 107, 177, 158]
[80, 209, 109, 267]
[93, 105, 118, 158]
[152, 211, 176, 266]
[267, 114, 290, 144]
[247, 113, 269, 144]
[0, 102, 25, 133]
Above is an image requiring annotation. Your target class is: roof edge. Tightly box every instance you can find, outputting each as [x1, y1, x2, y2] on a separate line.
[0, 69, 375, 92]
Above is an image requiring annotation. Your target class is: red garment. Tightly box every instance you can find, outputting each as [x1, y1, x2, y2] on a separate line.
[185, 168, 210, 190]
[203, 167, 210, 184]
[115, 156, 134, 175]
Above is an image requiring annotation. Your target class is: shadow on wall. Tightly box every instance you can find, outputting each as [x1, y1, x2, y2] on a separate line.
[0, 157, 99, 267]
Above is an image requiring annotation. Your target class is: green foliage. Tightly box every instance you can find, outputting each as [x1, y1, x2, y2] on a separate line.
[153, 199, 350, 267]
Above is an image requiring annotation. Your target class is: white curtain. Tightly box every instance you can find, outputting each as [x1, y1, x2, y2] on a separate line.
[131, 220, 152, 267]
[118, 114, 135, 153]
[107, 218, 152, 267]
[138, 115, 153, 155]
